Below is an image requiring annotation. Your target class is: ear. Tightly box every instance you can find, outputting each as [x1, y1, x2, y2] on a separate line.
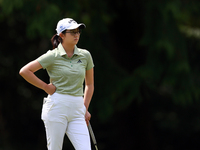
[59, 33, 65, 40]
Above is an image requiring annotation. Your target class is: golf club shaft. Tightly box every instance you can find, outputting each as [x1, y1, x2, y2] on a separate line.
[88, 122, 98, 150]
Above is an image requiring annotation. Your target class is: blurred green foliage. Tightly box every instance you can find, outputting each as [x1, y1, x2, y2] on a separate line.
[1, 0, 200, 150]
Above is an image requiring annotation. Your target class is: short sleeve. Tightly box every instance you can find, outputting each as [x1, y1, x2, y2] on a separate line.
[86, 51, 94, 70]
[36, 50, 55, 69]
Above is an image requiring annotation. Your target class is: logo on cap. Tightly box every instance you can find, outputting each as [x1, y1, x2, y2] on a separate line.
[59, 25, 65, 31]
[68, 19, 77, 24]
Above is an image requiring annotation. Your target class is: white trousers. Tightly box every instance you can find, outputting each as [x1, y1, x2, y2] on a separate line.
[41, 93, 91, 150]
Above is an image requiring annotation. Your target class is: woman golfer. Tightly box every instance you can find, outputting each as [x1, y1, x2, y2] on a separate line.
[19, 18, 94, 150]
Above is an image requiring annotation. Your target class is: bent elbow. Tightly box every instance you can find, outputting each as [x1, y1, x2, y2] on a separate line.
[19, 68, 23, 76]
[19, 67, 26, 76]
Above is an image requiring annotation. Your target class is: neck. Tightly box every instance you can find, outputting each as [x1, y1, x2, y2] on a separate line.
[62, 43, 75, 58]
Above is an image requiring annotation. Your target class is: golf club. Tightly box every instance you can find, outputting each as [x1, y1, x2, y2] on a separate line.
[88, 122, 98, 150]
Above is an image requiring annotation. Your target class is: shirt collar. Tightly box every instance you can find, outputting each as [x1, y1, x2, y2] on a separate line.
[74, 46, 79, 56]
[57, 43, 80, 56]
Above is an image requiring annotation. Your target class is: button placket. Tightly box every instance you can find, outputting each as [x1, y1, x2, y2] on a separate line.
[70, 58, 73, 67]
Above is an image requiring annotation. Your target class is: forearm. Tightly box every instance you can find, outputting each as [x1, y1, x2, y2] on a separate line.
[84, 84, 94, 110]
[19, 69, 47, 90]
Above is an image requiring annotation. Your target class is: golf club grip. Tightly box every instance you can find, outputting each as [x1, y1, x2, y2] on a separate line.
[88, 122, 97, 145]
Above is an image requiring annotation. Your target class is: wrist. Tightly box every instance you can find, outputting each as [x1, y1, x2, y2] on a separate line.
[84, 103, 89, 110]
[42, 83, 48, 91]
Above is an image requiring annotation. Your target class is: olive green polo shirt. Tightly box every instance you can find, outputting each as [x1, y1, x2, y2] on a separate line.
[36, 43, 94, 96]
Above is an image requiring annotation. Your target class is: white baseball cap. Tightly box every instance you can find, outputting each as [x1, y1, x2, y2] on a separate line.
[56, 18, 86, 35]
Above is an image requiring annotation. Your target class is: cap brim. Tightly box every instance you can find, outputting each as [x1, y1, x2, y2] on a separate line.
[79, 23, 86, 29]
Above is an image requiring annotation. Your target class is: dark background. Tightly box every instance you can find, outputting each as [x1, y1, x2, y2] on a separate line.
[1, 0, 200, 150]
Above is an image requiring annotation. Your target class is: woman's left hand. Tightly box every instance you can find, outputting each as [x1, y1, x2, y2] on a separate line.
[85, 111, 91, 126]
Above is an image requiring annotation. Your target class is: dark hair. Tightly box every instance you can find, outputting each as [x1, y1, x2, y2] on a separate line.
[51, 30, 66, 49]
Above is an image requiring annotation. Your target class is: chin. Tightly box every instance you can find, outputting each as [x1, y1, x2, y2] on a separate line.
[74, 41, 79, 44]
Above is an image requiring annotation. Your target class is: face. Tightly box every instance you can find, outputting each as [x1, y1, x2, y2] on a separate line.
[60, 28, 81, 45]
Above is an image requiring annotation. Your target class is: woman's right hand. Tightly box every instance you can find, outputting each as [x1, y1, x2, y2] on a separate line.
[44, 83, 56, 95]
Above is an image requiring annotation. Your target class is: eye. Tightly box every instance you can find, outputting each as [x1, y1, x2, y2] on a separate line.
[73, 30, 78, 33]
[75, 30, 80, 34]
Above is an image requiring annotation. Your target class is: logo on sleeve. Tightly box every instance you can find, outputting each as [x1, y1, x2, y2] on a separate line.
[77, 59, 82, 63]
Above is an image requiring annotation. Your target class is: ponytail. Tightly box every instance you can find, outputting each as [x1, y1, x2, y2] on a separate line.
[51, 30, 67, 49]
[51, 34, 62, 49]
